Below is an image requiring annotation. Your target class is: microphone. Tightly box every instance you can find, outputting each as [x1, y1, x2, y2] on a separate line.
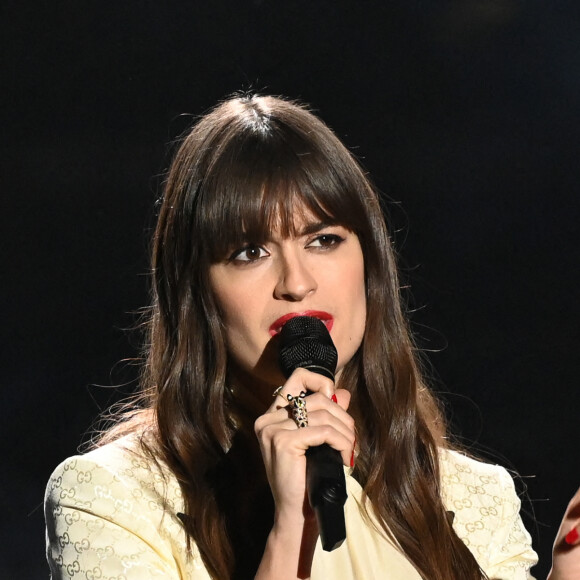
[278, 316, 347, 552]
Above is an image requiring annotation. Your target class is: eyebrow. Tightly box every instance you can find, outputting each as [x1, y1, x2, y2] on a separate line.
[297, 221, 338, 237]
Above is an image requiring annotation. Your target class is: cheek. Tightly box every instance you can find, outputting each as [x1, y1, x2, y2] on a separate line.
[210, 277, 266, 367]
[215, 302, 254, 370]
[210, 276, 243, 342]
[349, 283, 367, 345]
[335, 262, 367, 369]
[214, 291, 250, 345]
[349, 255, 367, 318]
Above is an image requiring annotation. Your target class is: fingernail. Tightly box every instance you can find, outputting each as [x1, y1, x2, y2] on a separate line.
[565, 527, 579, 545]
[331, 394, 338, 403]
[350, 438, 356, 468]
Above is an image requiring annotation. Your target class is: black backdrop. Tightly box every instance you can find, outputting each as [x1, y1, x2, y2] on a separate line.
[3, 2, 580, 578]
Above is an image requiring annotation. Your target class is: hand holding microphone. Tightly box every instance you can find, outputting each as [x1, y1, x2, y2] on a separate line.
[278, 316, 348, 552]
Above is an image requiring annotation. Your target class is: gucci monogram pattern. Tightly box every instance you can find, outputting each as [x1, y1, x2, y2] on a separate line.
[45, 437, 211, 579]
[439, 450, 537, 578]
[45, 436, 537, 579]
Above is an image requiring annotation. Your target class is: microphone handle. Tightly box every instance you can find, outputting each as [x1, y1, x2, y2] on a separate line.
[305, 439, 347, 551]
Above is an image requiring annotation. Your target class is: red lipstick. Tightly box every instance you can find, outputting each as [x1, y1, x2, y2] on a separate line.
[269, 311, 333, 336]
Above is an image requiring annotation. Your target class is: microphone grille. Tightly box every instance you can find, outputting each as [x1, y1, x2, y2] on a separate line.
[278, 316, 338, 380]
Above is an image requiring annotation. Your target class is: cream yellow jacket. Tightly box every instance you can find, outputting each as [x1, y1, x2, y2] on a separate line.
[45, 435, 538, 579]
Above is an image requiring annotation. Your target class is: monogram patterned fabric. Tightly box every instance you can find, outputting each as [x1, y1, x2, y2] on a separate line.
[440, 450, 537, 578]
[45, 436, 537, 579]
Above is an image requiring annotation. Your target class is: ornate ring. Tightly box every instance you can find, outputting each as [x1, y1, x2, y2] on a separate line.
[287, 391, 308, 428]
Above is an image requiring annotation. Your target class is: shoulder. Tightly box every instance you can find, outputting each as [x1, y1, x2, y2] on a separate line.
[44, 434, 201, 577]
[439, 448, 537, 575]
[439, 448, 522, 524]
[45, 433, 183, 526]
[47, 434, 154, 486]
[439, 448, 520, 508]
[440, 448, 515, 486]
[45, 438, 214, 577]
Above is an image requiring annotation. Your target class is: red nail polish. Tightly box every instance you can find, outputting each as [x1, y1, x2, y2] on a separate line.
[331, 394, 338, 403]
[350, 437, 356, 468]
[565, 527, 579, 545]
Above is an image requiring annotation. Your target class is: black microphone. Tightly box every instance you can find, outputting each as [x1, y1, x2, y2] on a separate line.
[278, 316, 347, 552]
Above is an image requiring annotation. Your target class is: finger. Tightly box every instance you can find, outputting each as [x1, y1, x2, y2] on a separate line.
[255, 407, 296, 435]
[565, 525, 580, 546]
[270, 385, 290, 411]
[257, 397, 355, 461]
[302, 392, 354, 435]
[254, 406, 356, 455]
[265, 418, 354, 466]
[261, 390, 354, 445]
[306, 408, 355, 449]
[329, 388, 351, 411]
[267, 368, 345, 414]
[293, 424, 354, 467]
[286, 367, 336, 398]
[262, 387, 353, 432]
[292, 367, 336, 397]
[281, 390, 354, 438]
[561, 487, 580, 544]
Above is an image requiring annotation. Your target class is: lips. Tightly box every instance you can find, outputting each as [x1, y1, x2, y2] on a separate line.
[269, 311, 334, 336]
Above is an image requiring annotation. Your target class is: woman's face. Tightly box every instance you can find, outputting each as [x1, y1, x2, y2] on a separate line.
[209, 208, 367, 398]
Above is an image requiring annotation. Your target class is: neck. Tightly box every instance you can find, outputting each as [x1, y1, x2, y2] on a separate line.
[228, 366, 280, 421]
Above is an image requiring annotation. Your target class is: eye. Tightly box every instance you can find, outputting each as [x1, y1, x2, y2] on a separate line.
[228, 244, 269, 263]
[306, 233, 345, 249]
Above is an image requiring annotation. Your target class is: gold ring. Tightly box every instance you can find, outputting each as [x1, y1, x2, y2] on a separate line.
[272, 385, 287, 403]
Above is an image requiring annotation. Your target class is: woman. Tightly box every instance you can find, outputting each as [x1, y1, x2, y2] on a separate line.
[46, 94, 543, 579]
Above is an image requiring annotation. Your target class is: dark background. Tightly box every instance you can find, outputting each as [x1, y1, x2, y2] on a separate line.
[2, 1, 579, 578]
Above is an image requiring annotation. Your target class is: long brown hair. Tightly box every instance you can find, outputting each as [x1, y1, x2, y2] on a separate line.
[105, 95, 485, 579]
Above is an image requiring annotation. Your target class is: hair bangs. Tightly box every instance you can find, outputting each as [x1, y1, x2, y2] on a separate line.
[197, 130, 369, 263]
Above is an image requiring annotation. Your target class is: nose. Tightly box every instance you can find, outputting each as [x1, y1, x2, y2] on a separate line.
[273, 251, 317, 301]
